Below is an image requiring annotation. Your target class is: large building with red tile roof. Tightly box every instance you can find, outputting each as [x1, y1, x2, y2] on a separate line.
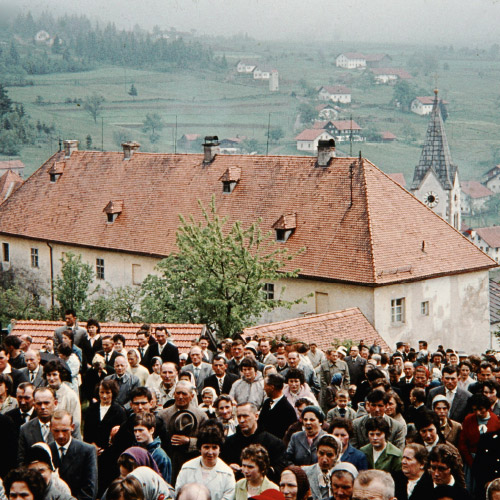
[0, 139, 496, 350]
[461, 181, 493, 215]
[244, 307, 389, 352]
[10, 320, 204, 352]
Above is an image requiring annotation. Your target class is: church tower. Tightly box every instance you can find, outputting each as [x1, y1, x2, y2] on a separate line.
[410, 90, 461, 229]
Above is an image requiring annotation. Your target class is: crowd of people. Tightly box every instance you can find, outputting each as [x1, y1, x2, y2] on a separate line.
[1, 310, 500, 500]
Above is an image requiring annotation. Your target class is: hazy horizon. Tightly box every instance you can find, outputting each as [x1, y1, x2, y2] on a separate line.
[5, 0, 500, 46]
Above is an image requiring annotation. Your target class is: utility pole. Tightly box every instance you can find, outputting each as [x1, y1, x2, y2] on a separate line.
[266, 112, 271, 155]
[101, 117, 104, 152]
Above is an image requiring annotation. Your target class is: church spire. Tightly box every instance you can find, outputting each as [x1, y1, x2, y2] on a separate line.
[411, 89, 457, 190]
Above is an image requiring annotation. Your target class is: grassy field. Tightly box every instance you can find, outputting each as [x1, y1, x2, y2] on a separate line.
[3, 39, 500, 190]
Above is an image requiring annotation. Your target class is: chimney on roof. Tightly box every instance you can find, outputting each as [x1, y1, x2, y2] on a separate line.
[122, 141, 140, 160]
[203, 136, 220, 164]
[317, 139, 336, 167]
[63, 140, 79, 158]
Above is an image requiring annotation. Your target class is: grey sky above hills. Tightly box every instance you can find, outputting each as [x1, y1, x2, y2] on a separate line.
[7, 0, 500, 45]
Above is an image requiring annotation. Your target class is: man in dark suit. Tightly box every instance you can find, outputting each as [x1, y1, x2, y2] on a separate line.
[49, 410, 97, 500]
[53, 309, 86, 348]
[258, 373, 297, 440]
[18, 386, 81, 464]
[136, 329, 154, 369]
[203, 356, 238, 396]
[97, 336, 120, 373]
[7, 382, 36, 436]
[0, 346, 28, 393]
[144, 326, 179, 371]
[426, 365, 471, 423]
[199, 336, 214, 363]
[19, 351, 45, 388]
[344, 345, 367, 387]
[0, 411, 18, 477]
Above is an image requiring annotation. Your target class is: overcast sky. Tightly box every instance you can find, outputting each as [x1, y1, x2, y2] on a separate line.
[9, 0, 500, 45]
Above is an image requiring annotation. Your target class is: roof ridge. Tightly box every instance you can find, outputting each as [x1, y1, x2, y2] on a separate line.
[360, 157, 377, 283]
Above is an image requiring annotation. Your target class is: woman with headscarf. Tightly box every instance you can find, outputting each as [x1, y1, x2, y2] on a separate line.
[279, 466, 310, 500]
[25, 442, 74, 500]
[112, 447, 173, 500]
[127, 349, 149, 387]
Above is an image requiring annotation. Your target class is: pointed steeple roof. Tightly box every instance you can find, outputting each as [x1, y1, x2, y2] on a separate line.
[411, 90, 457, 190]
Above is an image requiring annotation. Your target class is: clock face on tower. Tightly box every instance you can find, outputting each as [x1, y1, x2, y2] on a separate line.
[424, 191, 439, 208]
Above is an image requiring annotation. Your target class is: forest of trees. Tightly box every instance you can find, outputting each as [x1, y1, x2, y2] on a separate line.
[0, 11, 221, 81]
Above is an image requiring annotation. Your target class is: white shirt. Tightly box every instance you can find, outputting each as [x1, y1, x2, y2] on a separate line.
[372, 446, 385, 464]
[269, 394, 284, 410]
[99, 404, 111, 420]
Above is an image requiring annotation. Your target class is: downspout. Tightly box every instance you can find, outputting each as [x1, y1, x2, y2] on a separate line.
[46, 241, 55, 317]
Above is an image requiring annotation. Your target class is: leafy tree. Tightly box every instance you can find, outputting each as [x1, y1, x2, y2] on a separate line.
[269, 127, 284, 143]
[0, 85, 13, 116]
[142, 113, 164, 137]
[109, 286, 143, 322]
[241, 138, 262, 154]
[392, 80, 416, 112]
[54, 252, 94, 317]
[83, 93, 105, 123]
[128, 84, 138, 99]
[401, 122, 417, 143]
[140, 198, 303, 338]
[0, 267, 49, 325]
[0, 130, 21, 155]
[86, 134, 92, 149]
[299, 103, 317, 125]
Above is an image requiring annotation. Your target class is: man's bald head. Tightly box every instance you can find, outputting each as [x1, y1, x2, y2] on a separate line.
[176, 483, 211, 500]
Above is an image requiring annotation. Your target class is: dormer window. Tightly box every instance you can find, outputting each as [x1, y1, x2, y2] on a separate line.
[48, 161, 65, 183]
[104, 200, 124, 223]
[219, 167, 241, 194]
[273, 213, 296, 242]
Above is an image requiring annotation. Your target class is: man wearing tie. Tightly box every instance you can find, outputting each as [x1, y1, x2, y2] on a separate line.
[203, 356, 238, 396]
[184, 346, 213, 396]
[136, 330, 151, 367]
[6, 382, 36, 435]
[20, 351, 44, 388]
[49, 410, 97, 500]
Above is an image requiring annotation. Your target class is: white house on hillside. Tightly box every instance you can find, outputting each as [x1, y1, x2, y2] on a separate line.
[295, 129, 335, 152]
[461, 181, 493, 215]
[318, 86, 352, 103]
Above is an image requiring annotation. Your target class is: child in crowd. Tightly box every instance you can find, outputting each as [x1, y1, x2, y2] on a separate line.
[326, 389, 356, 424]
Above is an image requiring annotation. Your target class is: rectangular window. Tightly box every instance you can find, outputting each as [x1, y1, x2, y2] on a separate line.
[421, 301, 429, 316]
[96, 258, 105, 280]
[2, 243, 9, 262]
[315, 292, 329, 314]
[132, 264, 142, 285]
[391, 298, 405, 323]
[263, 283, 274, 300]
[30, 248, 39, 268]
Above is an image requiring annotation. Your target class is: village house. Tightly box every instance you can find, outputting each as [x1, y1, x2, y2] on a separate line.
[370, 68, 412, 85]
[236, 60, 257, 74]
[0, 138, 495, 350]
[336, 53, 391, 69]
[316, 103, 339, 121]
[381, 131, 397, 142]
[489, 280, 500, 349]
[253, 66, 272, 80]
[0, 160, 24, 178]
[410, 91, 461, 229]
[464, 226, 500, 263]
[411, 96, 449, 116]
[330, 120, 363, 142]
[461, 180, 493, 216]
[317, 85, 352, 104]
[295, 129, 335, 152]
[177, 134, 201, 151]
[483, 165, 500, 193]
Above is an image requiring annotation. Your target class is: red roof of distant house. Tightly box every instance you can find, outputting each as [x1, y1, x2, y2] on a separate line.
[331, 120, 362, 131]
[312, 121, 330, 129]
[319, 85, 351, 95]
[388, 173, 406, 187]
[382, 131, 397, 141]
[295, 129, 332, 141]
[243, 307, 390, 352]
[315, 103, 337, 111]
[461, 181, 493, 199]
[473, 227, 500, 249]
[0, 160, 24, 171]
[0, 149, 495, 285]
[11, 320, 205, 352]
[0, 170, 23, 204]
[371, 68, 412, 79]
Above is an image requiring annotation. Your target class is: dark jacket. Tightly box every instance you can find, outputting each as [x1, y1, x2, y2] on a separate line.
[340, 443, 368, 471]
[221, 427, 288, 483]
[49, 439, 97, 500]
[143, 342, 179, 371]
[426, 386, 472, 423]
[258, 395, 298, 440]
[83, 401, 127, 449]
[392, 470, 434, 500]
[203, 372, 239, 396]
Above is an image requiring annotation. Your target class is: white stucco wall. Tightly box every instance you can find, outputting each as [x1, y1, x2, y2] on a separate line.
[0, 235, 160, 301]
[372, 270, 491, 352]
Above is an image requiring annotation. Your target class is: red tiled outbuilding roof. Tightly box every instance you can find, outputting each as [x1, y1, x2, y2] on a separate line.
[0, 170, 23, 204]
[331, 120, 361, 131]
[0, 149, 495, 285]
[319, 86, 351, 95]
[294, 129, 330, 141]
[371, 68, 412, 79]
[461, 181, 493, 199]
[11, 320, 205, 352]
[473, 227, 500, 249]
[243, 307, 390, 352]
